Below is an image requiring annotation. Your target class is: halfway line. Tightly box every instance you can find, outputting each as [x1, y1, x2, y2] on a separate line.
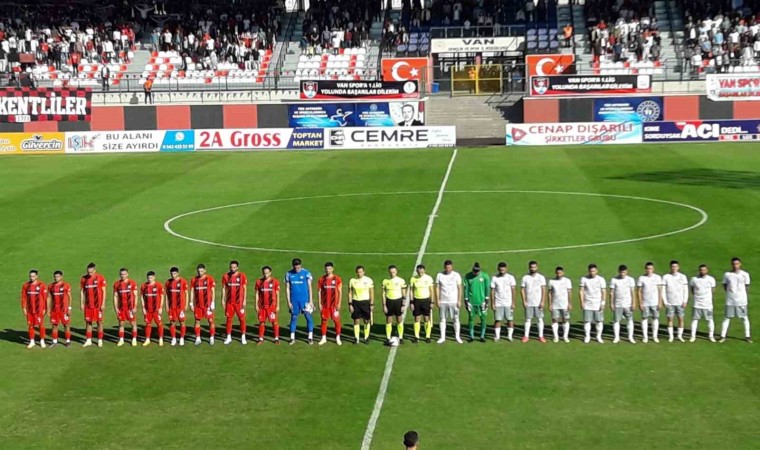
[360, 148, 459, 450]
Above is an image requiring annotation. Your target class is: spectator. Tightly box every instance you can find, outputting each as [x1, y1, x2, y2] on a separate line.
[143, 77, 153, 104]
[100, 65, 111, 91]
[563, 23, 574, 48]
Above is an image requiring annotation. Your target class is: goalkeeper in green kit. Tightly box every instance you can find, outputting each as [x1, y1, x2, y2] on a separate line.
[464, 262, 491, 342]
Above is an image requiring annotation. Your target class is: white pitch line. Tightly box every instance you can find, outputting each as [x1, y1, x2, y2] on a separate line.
[360, 148, 459, 450]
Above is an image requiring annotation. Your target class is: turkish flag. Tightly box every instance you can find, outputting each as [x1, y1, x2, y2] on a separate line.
[381, 57, 430, 82]
[526, 54, 576, 78]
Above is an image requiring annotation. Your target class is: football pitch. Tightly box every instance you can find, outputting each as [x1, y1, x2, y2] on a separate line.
[2, 144, 760, 449]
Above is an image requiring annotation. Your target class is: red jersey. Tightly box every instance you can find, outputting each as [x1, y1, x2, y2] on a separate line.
[22, 280, 48, 314]
[165, 277, 188, 310]
[141, 282, 164, 312]
[80, 273, 107, 309]
[113, 279, 138, 311]
[255, 277, 279, 309]
[49, 281, 72, 311]
[318, 274, 342, 309]
[191, 275, 215, 310]
[222, 271, 247, 305]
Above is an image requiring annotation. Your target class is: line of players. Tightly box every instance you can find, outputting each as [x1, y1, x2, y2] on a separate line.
[20, 257, 752, 348]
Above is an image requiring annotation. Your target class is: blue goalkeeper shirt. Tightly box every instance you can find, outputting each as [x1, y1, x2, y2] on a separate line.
[285, 268, 312, 305]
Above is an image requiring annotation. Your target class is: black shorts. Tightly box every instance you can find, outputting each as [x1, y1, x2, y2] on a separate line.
[385, 298, 404, 317]
[351, 301, 372, 321]
[412, 298, 432, 317]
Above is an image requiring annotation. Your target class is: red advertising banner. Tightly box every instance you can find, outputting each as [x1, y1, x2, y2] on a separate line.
[530, 75, 651, 96]
[299, 80, 419, 100]
[0, 87, 91, 122]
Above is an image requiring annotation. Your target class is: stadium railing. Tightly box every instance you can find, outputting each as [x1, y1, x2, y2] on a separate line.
[428, 25, 526, 38]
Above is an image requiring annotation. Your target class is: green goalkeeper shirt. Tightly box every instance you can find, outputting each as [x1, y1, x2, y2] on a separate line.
[464, 271, 491, 306]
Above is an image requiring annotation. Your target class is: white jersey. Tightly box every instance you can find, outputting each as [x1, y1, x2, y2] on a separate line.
[490, 273, 516, 307]
[521, 273, 546, 307]
[580, 276, 607, 310]
[436, 271, 462, 304]
[662, 272, 689, 305]
[690, 275, 716, 310]
[548, 277, 572, 310]
[610, 275, 636, 308]
[637, 274, 663, 307]
[723, 270, 750, 306]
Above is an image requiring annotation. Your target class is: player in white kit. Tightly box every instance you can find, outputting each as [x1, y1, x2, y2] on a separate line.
[662, 260, 689, 342]
[436, 260, 463, 344]
[689, 264, 716, 342]
[548, 266, 572, 343]
[580, 264, 607, 344]
[521, 261, 547, 343]
[720, 257, 752, 343]
[609, 264, 636, 344]
[637, 262, 663, 343]
[490, 262, 516, 342]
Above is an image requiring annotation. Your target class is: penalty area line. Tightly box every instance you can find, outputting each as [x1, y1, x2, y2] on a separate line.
[360, 148, 459, 450]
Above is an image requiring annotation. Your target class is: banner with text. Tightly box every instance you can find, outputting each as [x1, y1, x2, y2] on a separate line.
[195, 128, 324, 150]
[706, 74, 760, 101]
[288, 102, 424, 127]
[593, 96, 663, 122]
[300, 80, 419, 100]
[65, 130, 194, 153]
[0, 87, 91, 122]
[431, 37, 524, 53]
[506, 122, 642, 145]
[642, 120, 760, 142]
[324, 126, 456, 149]
[0, 132, 65, 154]
[530, 74, 651, 96]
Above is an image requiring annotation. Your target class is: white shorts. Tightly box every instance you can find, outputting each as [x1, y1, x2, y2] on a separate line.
[439, 303, 460, 322]
[494, 306, 514, 322]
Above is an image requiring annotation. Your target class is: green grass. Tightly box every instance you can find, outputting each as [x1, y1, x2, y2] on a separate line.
[1, 144, 759, 449]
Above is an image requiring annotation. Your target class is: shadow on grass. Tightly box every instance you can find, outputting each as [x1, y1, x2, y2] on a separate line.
[609, 168, 760, 190]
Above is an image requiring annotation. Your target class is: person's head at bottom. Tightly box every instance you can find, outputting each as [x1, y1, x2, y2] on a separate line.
[404, 431, 419, 449]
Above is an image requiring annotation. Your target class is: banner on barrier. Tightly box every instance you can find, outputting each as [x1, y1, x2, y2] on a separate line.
[65, 130, 193, 153]
[0, 132, 65, 154]
[706, 74, 760, 101]
[530, 74, 651, 96]
[324, 126, 456, 149]
[299, 80, 419, 100]
[431, 37, 524, 54]
[381, 58, 429, 82]
[643, 120, 760, 142]
[526, 54, 576, 78]
[195, 128, 325, 150]
[593, 97, 663, 122]
[506, 122, 642, 145]
[288, 102, 424, 127]
[0, 87, 91, 122]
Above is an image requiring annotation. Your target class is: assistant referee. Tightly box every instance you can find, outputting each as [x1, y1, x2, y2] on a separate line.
[348, 265, 374, 344]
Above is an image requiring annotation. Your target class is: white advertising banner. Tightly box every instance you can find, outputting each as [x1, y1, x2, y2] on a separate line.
[706, 74, 760, 101]
[506, 122, 642, 146]
[65, 130, 195, 153]
[194, 128, 325, 150]
[324, 126, 456, 149]
[431, 37, 524, 53]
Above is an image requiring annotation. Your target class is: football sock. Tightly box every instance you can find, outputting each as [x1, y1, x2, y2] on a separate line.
[290, 332, 295, 341]
[453, 320, 461, 338]
[552, 322, 559, 339]
[439, 321, 446, 339]
[289, 315, 298, 334]
[195, 325, 201, 338]
[240, 318, 246, 336]
[354, 325, 360, 340]
[414, 322, 421, 338]
[226, 321, 233, 336]
[508, 327, 514, 340]
[308, 331, 313, 340]
[425, 321, 432, 338]
[145, 324, 152, 340]
[118, 329, 124, 339]
[52, 328, 59, 341]
[613, 322, 620, 340]
[209, 325, 215, 337]
[677, 327, 684, 339]
[274, 324, 280, 338]
[584, 322, 591, 339]
[334, 319, 341, 336]
[158, 323, 164, 340]
[398, 323, 404, 340]
[691, 320, 698, 339]
[65, 329, 71, 341]
[652, 319, 659, 339]
[86, 329, 92, 340]
[627, 320, 634, 340]
[363, 324, 370, 340]
[563, 322, 570, 339]
[259, 324, 265, 339]
[97, 328, 104, 340]
[304, 313, 314, 332]
[641, 319, 649, 339]
[479, 321, 486, 339]
[668, 326, 674, 340]
[27, 326, 34, 341]
[468, 320, 475, 339]
[537, 318, 544, 338]
[495, 326, 501, 339]
[743, 317, 751, 337]
[386, 323, 392, 340]
[721, 318, 730, 337]
[321, 321, 328, 337]
[39, 326, 46, 340]
[596, 322, 603, 339]
[707, 319, 714, 337]
[524, 321, 531, 338]
[132, 328, 138, 340]
[170, 324, 176, 339]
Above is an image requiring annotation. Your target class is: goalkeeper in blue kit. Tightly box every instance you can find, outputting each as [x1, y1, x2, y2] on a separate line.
[464, 262, 491, 342]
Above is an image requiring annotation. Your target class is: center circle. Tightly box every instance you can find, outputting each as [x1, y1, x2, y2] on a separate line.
[163, 191, 708, 256]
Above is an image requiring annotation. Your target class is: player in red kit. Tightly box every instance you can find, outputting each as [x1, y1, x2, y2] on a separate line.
[318, 262, 343, 346]
[191, 264, 216, 345]
[80, 262, 107, 347]
[141, 271, 165, 346]
[21, 270, 48, 348]
[165, 266, 189, 346]
[255, 266, 280, 345]
[222, 260, 248, 345]
[47, 270, 72, 347]
[113, 268, 138, 347]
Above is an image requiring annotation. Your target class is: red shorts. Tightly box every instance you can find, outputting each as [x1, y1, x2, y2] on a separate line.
[84, 308, 103, 323]
[194, 307, 214, 321]
[225, 303, 245, 319]
[117, 309, 136, 323]
[26, 313, 44, 327]
[50, 310, 71, 326]
[258, 308, 278, 323]
[321, 306, 341, 321]
[144, 311, 162, 325]
[168, 309, 186, 322]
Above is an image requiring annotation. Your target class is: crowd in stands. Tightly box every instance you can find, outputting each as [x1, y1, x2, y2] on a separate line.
[583, 0, 663, 64]
[682, 8, 760, 73]
[299, 0, 376, 55]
